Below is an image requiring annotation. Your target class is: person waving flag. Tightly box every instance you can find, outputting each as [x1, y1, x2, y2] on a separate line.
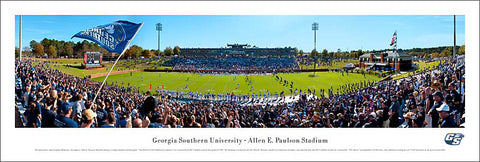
[72, 20, 143, 102]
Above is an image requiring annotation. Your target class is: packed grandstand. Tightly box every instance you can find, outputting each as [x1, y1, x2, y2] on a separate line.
[164, 56, 299, 73]
[161, 44, 300, 74]
[14, 53, 465, 128]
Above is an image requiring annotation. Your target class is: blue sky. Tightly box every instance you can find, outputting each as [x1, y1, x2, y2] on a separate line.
[15, 15, 465, 52]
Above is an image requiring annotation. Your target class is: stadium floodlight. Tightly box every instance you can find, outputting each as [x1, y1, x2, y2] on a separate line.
[312, 22, 319, 76]
[312, 22, 319, 52]
[156, 23, 162, 56]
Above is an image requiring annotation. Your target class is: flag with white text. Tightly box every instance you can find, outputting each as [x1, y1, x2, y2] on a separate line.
[72, 20, 142, 54]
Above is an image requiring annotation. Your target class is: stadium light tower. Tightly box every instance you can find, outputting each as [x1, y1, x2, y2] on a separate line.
[312, 22, 319, 76]
[156, 23, 162, 56]
[312, 22, 319, 52]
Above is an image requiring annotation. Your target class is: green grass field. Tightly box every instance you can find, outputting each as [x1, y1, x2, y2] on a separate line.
[33, 58, 425, 96]
[32, 58, 170, 77]
[92, 71, 380, 96]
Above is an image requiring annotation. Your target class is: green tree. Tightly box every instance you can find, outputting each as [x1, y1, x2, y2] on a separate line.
[47, 45, 57, 57]
[125, 45, 143, 58]
[310, 50, 319, 57]
[23, 46, 31, 57]
[173, 46, 181, 55]
[328, 52, 334, 57]
[349, 51, 355, 58]
[30, 40, 38, 51]
[15, 47, 20, 58]
[79, 43, 89, 57]
[440, 46, 453, 57]
[458, 45, 465, 55]
[299, 50, 304, 56]
[333, 52, 339, 58]
[33, 44, 44, 57]
[354, 50, 363, 58]
[73, 42, 82, 57]
[132, 45, 143, 58]
[150, 49, 161, 56]
[64, 44, 74, 57]
[321, 49, 328, 57]
[40, 38, 51, 53]
[57, 40, 65, 55]
[424, 53, 430, 59]
[74, 41, 90, 57]
[77, 40, 91, 54]
[142, 49, 154, 57]
[99, 47, 109, 57]
[164, 47, 174, 56]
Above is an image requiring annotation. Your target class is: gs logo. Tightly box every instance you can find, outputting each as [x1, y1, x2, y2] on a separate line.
[444, 133, 464, 145]
[104, 23, 126, 44]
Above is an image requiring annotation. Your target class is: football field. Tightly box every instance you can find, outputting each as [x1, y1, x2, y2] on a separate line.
[91, 71, 380, 96]
[32, 58, 438, 96]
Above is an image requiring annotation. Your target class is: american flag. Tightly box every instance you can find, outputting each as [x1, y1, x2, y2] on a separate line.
[390, 31, 397, 47]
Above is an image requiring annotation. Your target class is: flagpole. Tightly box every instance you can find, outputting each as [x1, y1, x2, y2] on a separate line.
[19, 15, 22, 61]
[15, 15, 22, 72]
[393, 30, 397, 74]
[91, 22, 144, 105]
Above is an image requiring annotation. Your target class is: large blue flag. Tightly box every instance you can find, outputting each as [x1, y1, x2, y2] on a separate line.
[72, 20, 143, 104]
[72, 20, 143, 54]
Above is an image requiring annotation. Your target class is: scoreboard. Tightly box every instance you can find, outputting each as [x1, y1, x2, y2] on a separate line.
[82, 52, 103, 68]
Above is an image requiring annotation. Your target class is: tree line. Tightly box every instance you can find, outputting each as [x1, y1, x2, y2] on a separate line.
[371, 45, 465, 58]
[299, 45, 465, 59]
[15, 38, 108, 58]
[302, 49, 365, 58]
[15, 38, 181, 58]
[15, 38, 465, 59]
[405, 45, 465, 58]
[123, 45, 180, 58]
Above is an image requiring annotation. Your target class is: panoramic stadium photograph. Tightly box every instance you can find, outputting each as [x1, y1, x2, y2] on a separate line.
[14, 15, 465, 128]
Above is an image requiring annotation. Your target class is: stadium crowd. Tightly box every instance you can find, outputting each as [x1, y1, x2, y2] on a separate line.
[163, 56, 299, 73]
[15, 57, 464, 128]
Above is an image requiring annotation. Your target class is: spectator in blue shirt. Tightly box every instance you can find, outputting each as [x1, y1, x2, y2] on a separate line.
[53, 103, 78, 128]
[23, 102, 40, 128]
[388, 95, 400, 127]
